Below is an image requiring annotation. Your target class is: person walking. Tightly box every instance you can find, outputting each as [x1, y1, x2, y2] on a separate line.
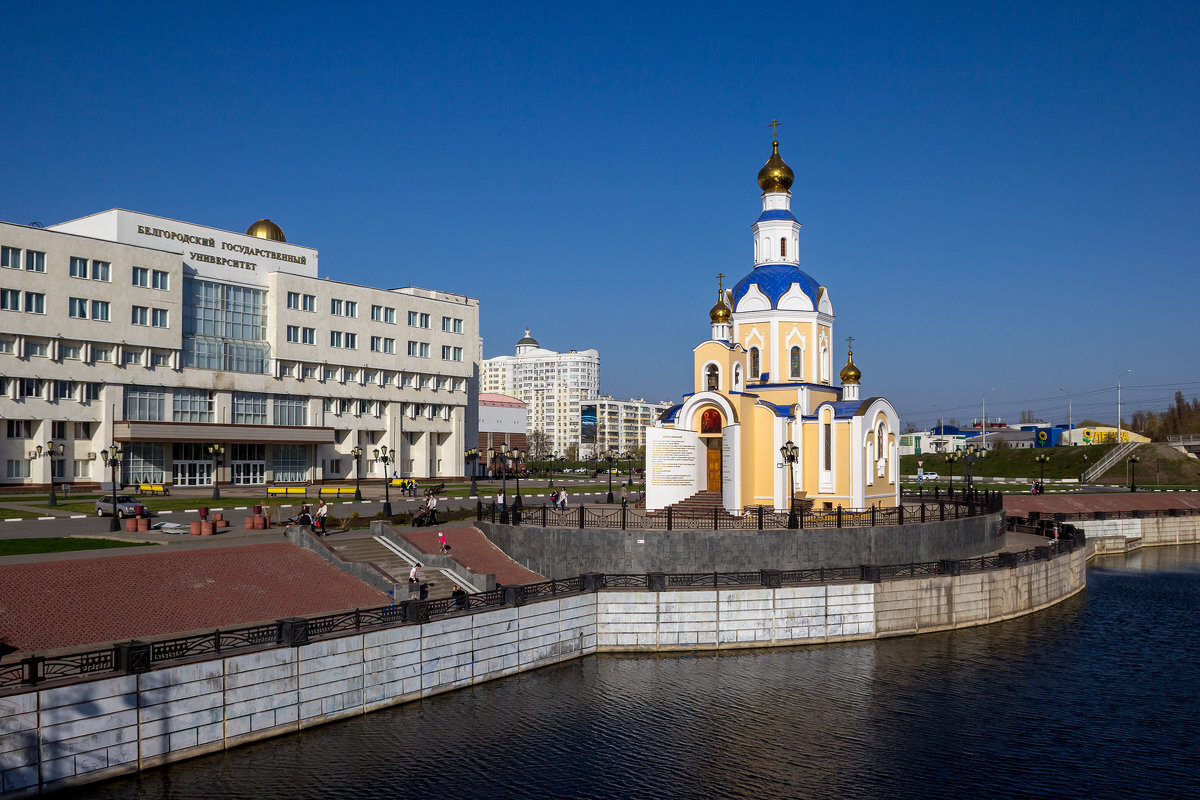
[408, 562, 421, 583]
[439, 531, 450, 553]
[497, 488, 506, 515]
[314, 499, 329, 535]
[559, 488, 569, 511]
[620, 484, 628, 508]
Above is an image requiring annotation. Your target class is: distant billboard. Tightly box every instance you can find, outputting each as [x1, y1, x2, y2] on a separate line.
[580, 405, 597, 445]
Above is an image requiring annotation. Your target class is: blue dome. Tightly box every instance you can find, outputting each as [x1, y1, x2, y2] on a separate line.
[731, 263, 821, 310]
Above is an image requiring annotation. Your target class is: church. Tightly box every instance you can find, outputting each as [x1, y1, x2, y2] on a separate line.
[646, 135, 900, 513]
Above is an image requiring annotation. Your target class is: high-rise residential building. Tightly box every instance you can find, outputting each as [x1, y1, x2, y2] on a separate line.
[581, 396, 675, 458]
[0, 210, 479, 489]
[481, 330, 599, 457]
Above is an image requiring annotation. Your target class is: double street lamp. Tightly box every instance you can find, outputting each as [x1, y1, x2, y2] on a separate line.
[465, 447, 479, 496]
[604, 451, 616, 504]
[373, 445, 393, 516]
[488, 443, 509, 523]
[350, 445, 364, 501]
[946, 451, 959, 495]
[1034, 453, 1050, 492]
[779, 440, 799, 529]
[29, 441, 65, 506]
[963, 443, 985, 493]
[100, 444, 124, 532]
[512, 447, 526, 511]
[207, 444, 224, 500]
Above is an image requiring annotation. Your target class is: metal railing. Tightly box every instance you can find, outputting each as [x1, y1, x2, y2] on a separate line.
[480, 492, 1003, 531]
[0, 526, 1081, 693]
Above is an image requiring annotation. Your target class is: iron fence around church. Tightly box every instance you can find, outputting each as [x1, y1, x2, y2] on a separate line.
[0, 526, 1082, 693]
[478, 491, 1003, 530]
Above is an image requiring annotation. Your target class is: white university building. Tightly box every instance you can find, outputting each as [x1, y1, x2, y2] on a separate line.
[0, 210, 478, 489]
[481, 330, 599, 458]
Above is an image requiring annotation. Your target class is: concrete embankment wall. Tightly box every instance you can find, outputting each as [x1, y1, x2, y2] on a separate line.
[1078, 515, 1200, 546]
[0, 548, 1081, 797]
[481, 512, 1005, 578]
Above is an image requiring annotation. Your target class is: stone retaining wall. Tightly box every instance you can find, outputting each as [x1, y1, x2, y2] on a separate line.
[1077, 515, 1200, 546]
[0, 550, 1080, 797]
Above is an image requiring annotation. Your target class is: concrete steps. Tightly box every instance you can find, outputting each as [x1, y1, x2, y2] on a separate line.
[327, 534, 459, 600]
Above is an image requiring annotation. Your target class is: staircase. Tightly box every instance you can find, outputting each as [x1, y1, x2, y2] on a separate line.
[646, 490, 743, 523]
[1083, 441, 1141, 483]
[327, 532, 467, 600]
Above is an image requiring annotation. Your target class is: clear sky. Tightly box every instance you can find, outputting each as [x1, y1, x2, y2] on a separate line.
[3, 1, 1197, 430]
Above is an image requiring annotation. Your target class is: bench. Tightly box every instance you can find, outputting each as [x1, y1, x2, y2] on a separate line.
[318, 486, 358, 497]
[138, 483, 170, 496]
[267, 486, 308, 497]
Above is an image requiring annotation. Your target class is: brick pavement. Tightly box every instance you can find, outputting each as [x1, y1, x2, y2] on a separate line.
[397, 521, 543, 586]
[1004, 492, 1200, 516]
[0, 542, 387, 655]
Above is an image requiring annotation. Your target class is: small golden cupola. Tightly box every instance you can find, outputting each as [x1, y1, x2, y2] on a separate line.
[246, 219, 286, 242]
[757, 140, 794, 194]
[840, 347, 861, 384]
[709, 290, 731, 324]
[709, 275, 733, 341]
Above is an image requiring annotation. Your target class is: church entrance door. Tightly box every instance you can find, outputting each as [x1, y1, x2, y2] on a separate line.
[706, 442, 722, 492]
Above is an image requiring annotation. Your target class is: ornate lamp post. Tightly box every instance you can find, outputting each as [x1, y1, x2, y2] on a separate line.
[207, 444, 224, 500]
[605, 450, 616, 503]
[946, 451, 959, 495]
[373, 445, 393, 516]
[100, 444, 124, 532]
[465, 447, 479, 496]
[1034, 453, 1050, 493]
[512, 448, 525, 511]
[350, 445, 363, 501]
[487, 446, 506, 523]
[29, 441, 65, 506]
[1128, 454, 1140, 492]
[494, 443, 510, 523]
[779, 440, 799, 529]
[962, 443, 984, 495]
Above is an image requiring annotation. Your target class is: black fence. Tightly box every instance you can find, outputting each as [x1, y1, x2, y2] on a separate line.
[0, 526, 1081, 693]
[480, 491, 1004, 530]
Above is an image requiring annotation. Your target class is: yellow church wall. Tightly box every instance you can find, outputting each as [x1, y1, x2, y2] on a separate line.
[693, 341, 744, 395]
[736, 403, 781, 506]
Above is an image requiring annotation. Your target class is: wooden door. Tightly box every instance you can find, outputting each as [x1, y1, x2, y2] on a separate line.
[706, 444, 722, 492]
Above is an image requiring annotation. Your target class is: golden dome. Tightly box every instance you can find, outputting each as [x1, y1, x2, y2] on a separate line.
[757, 140, 794, 193]
[840, 348, 861, 384]
[709, 288, 731, 324]
[246, 219, 286, 242]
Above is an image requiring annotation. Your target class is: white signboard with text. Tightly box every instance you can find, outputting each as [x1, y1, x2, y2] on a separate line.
[645, 427, 705, 512]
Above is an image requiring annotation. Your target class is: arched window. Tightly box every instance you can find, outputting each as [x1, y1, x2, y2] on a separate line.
[780, 237, 787, 258]
[705, 364, 719, 391]
[733, 364, 742, 390]
[789, 346, 801, 379]
[701, 408, 722, 434]
[749, 347, 760, 379]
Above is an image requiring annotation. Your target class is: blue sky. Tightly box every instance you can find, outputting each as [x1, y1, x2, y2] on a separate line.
[3, 1, 1197, 429]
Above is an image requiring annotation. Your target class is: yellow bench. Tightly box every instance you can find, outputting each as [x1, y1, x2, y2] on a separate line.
[267, 486, 308, 497]
[319, 487, 358, 497]
[138, 483, 170, 495]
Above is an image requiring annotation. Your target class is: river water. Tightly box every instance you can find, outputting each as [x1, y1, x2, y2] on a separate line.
[66, 545, 1199, 800]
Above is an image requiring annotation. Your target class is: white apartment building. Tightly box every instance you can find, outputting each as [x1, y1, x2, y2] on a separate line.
[584, 396, 675, 458]
[481, 329, 598, 457]
[0, 210, 478, 489]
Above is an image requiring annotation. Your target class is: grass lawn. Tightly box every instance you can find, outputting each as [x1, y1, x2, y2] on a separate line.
[0, 537, 151, 556]
[0, 508, 44, 519]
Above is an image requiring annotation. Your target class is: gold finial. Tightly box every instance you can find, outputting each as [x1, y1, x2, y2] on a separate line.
[757, 134, 794, 193]
[769, 119, 781, 142]
[716, 272, 725, 292]
[710, 272, 731, 325]
[846, 335, 854, 353]
[840, 336, 861, 384]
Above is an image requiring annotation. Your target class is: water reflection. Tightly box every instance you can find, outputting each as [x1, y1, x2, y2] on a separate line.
[64, 546, 1199, 800]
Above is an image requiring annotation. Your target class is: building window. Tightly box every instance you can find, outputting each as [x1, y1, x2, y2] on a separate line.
[7, 460, 31, 479]
[123, 349, 142, 365]
[151, 308, 168, 327]
[302, 327, 314, 345]
[824, 421, 832, 470]
[287, 291, 300, 309]
[286, 325, 300, 343]
[91, 346, 111, 363]
[125, 386, 165, 421]
[60, 344, 80, 359]
[407, 311, 418, 326]
[706, 364, 719, 391]
[132, 267, 149, 287]
[780, 238, 787, 258]
[181, 278, 269, 374]
[152, 270, 169, 290]
[372, 305, 395, 323]
[233, 392, 267, 425]
[323, 367, 338, 381]
[150, 352, 170, 367]
[301, 365, 315, 379]
[172, 387, 214, 422]
[408, 311, 429, 328]
[69, 257, 87, 278]
[7, 420, 32, 438]
[74, 421, 93, 438]
[89, 300, 109, 321]
[345, 332, 357, 349]
[441, 345, 452, 360]
[278, 363, 293, 377]
[82, 382, 101, 401]
[330, 299, 343, 316]
[25, 292, 45, 314]
[0, 247, 19, 270]
[132, 306, 149, 325]
[345, 301, 357, 318]
[330, 331, 343, 348]
[52, 381, 75, 401]
[749, 347, 760, 379]
[25, 250, 45, 272]
[74, 459, 92, 479]
[0, 289, 18, 310]
[273, 395, 308, 426]
[302, 294, 315, 312]
[790, 346, 801, 379]
[272, 444, 308, 483]
[91, 260, 110, 281]
[69, 298, 88, 319]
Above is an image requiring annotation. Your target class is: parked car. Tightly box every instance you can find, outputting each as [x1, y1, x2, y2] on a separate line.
[95, 495, 146, 518]
[920, 472, 939, 481]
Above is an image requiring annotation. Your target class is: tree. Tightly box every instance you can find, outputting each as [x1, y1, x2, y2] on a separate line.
[903, 422, 919, 433]
[564, 443, 579, 461]
[1019, 410, 1045, 424]
[526, 429, 551, 461]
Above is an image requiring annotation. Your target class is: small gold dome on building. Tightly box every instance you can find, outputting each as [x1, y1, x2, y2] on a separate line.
[840, 348, 861, 385]
[709, 288, 732, 324]
[246, 219, 286, 242]
[757, 140, 794, 193]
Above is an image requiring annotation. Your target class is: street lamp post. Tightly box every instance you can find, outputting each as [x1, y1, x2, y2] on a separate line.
[1034, 453, 1050, 493]
[496, 443, 510, 523]
[981, 388, 997, 449]
[207, 444, 224, 500]
[373, 445, 393, 516]
[779, 440, 799, 529]
[465, 447, 479, 496]
[1128, 454, 1140, 492]
[605, 451, 615, 503]
[512, 448, 525, 511]
[1116, 369, 1132, 445]
[946, 451, 959, 495]
[962, 443, 984, 496]
[1058, 387, 1073, 438]
[100, 444, 124, 532]
[350, 445, 363, 501]
[29, 442, 65, 506]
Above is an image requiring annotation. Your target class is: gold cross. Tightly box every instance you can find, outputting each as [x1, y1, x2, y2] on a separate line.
[716, 272, 725, 292]
[846, 335, 854, 352]
[769, 119, 781, 141]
